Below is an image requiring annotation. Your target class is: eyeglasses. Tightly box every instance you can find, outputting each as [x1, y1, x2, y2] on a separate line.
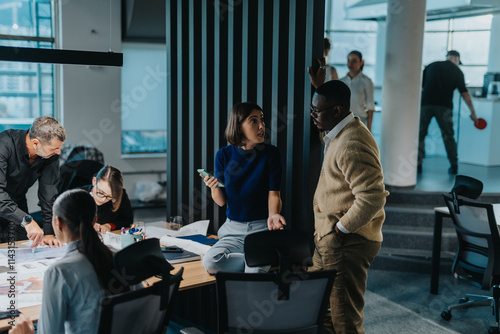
[310, 105, 334, 117]
[94, 183, 116, 203]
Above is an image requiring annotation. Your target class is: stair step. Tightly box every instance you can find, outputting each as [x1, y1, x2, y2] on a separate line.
[384, 204, 442, 227]
[382, 225, 457, 252]
[386, 188, 500, 206]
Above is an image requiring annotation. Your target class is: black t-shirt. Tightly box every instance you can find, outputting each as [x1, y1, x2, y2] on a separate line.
[421, 60, 467, 109]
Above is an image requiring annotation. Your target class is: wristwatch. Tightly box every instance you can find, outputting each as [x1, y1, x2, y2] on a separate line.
[20, 215, 33, 228]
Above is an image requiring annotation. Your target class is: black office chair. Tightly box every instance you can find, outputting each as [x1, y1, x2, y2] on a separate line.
[98, 267, 183, 334]
[217, 230, 336, 334]
[440, 176, 500, 333]
[57, 159, 104, 194]
[98, 238, 180, 334]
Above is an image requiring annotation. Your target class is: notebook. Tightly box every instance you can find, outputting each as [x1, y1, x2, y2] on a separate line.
[177, 234, 218, 245]
[162, 247, 201, 264]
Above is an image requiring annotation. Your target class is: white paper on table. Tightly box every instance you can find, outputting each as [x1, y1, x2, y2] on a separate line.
[166, 220, 210, 237]
[102, 232, 122, 252]
[159, 236, 211, 255]
[0, 245, 67, 265]
[146, 220, 210, 238]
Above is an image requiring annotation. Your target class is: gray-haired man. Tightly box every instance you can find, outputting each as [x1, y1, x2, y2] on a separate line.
[0, 116, 66, 247]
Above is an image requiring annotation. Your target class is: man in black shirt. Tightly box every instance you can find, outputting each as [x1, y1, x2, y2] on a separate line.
[0, 116, 65, 247]
[418, 50, 477, 174]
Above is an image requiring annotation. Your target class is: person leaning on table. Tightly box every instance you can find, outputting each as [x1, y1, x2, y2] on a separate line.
[0, 116, 65, 248]
[8, 189, 128, 334]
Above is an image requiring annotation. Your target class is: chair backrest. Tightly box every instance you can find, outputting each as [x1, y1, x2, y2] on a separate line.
[57, 159, 104, 194]
[216, 269, 336, 334]
[114, 238, 174, 286]
[244, 230, 314, 300]
[443, 194, 500, 290]
[98, 267, 183, 334]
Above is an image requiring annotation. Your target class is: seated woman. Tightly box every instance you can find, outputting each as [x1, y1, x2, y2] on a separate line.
[8, 189, 128, 334]
[81, 165, 133, 233]
[200, 102, 286, 274]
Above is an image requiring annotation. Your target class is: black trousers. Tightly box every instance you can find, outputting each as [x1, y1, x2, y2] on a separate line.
[418, 105, 457, 168]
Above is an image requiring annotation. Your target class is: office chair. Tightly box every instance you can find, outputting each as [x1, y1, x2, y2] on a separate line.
[218, 230, 336, 334]
[98, 238, 181, 334]
[181, 230, 336, 334]
[440, 176, 500, 333]
[98, 267, 183, 334]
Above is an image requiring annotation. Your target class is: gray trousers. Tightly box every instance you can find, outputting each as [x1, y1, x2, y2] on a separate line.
[418, 105, 457, 167]
[202, 218, 268, 274]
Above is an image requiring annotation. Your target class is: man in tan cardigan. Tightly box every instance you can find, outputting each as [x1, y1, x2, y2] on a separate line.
[309, 80, 389, 334]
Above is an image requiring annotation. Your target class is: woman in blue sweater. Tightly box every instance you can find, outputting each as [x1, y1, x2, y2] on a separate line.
[201, 102, 286, 274]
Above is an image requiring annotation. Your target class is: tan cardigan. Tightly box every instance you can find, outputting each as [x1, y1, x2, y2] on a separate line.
[313, 118, 389, 242]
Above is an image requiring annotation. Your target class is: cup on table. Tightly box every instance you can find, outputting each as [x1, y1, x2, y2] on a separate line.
[135, 221, 146, 234]
[171, 216, 183, 231]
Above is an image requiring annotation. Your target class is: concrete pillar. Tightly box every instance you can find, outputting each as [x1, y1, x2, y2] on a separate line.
[380, 0, 427, 187]
[487, 14, 500, 73]
[374, 21, 386, 87]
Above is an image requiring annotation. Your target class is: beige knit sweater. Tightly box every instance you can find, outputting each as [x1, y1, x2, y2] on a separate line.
[313, 118, 389, 242]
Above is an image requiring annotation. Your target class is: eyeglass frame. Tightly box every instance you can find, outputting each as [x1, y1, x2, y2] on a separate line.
[94, 182, 116, 203]
[310, 104, 347, 118]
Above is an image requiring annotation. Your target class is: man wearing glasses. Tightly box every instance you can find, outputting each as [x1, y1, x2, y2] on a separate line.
[0, 116, 65, 247]
[308, 80, 388, 333]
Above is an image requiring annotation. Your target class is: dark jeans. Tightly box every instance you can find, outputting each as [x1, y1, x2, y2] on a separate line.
[418, 105, 457, 168]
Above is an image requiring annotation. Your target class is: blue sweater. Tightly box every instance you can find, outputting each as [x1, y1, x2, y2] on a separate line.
[215, 144, 282, 222]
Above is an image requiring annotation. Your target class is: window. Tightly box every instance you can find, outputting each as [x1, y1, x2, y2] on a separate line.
[120, 43, 167, 155]
[0, 0, 55, 131]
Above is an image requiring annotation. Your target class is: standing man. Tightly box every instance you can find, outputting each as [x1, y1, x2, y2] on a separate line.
[309, 80, 388, 334]
[418, 50, 477, 175]
[0, 116, 65, 247]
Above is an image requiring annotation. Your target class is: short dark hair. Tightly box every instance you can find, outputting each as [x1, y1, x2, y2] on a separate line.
[225, 102, 263, 146]
[348, 50, 364, 71]
[324, 37, 331, 52]
[29, 116, 66, 143]
[315, 80, 351, 112]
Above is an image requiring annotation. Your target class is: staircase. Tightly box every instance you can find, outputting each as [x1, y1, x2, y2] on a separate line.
[371, 188, 500, 274]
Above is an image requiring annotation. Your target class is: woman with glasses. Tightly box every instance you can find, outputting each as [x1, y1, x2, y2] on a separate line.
[82, 165, 133, 233]
[200, 102, 285, 274]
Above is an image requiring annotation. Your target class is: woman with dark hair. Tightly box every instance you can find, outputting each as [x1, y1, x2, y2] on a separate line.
[9, 189, 127, 334]
[200, 102, 285, 274]
[339, 50, 375, 131]
[81, 165, 133, 233]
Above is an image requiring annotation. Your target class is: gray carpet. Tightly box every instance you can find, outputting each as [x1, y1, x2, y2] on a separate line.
[366, 269, 497, 333]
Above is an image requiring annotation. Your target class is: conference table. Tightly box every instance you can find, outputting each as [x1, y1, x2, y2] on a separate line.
[0, 239, 215, 331]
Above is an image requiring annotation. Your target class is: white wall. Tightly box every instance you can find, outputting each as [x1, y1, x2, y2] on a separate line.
[27, 0, 166, 211]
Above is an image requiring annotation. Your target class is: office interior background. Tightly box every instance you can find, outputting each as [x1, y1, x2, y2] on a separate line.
[0, 0, 499, 235]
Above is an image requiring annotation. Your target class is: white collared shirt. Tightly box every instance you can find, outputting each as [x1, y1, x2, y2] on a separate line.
[323, 112, 355, 155]
[340, 72, 375, 120]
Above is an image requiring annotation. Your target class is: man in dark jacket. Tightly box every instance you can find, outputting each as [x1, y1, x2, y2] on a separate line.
[0, 116, 65, 247]
[418, 50, 477, 175]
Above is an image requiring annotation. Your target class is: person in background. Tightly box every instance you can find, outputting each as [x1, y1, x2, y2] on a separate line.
[339, 50, 375, 131]
[309, 80, 388, 333]
[80, 165, 133, 233]
[8, 189, 128, 334]
[0, 116, 65, 247]
[324, 37, 339, 82]
[200, 102, 285, 274]
[417, 50, 477, 175]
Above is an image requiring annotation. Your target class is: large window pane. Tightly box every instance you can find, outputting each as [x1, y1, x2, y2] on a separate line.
[422, 32, 448, 65]
[121, 43, 167, 154]
[453, 15, 492, 30]
[451, 31, 491, 65]
[0, 0, 55, 130]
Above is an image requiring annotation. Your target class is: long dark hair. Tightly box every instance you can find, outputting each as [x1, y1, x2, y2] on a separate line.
[53, 189, 116, 290]
[95, 165, 123, 212]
